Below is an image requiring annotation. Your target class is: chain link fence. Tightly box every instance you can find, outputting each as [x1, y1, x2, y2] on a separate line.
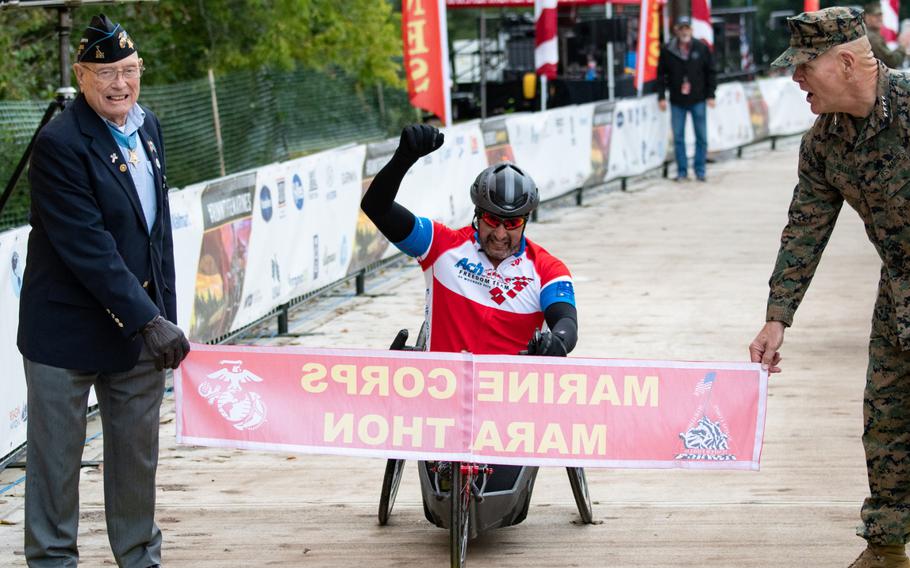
[0, 67, 414, 231]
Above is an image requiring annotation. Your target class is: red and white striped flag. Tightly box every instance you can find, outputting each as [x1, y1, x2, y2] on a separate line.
[534, 0, 558, 79]
[691, 0, 714, 49]
[881, 0, 900, 48]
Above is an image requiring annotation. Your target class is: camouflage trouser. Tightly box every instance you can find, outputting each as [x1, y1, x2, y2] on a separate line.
[858, 334, 910, 545]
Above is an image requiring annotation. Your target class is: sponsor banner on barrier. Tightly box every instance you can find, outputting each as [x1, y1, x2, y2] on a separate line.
[607, 94, 668, 181]
[481, 116, 515, 164]
[506, 106, 594, 200]
[189, 172, 257, 343]
[757, 77, 816, 136]
[707, 82, 755, 152]
[348, 139, 398, 276]
[0, 227, 29, 456]
[176, 344, 767, 470]
[283, 145, 364, 296]
[742, 81, 770, 140]
[586, 101, 616, 187]
[169, 184, 206, 335]
[231, 146, 365, 332]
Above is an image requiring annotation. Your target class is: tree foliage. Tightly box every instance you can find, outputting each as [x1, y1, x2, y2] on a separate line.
[0, 0, 404, 99]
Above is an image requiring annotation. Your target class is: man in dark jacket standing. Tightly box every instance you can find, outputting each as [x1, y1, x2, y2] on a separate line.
[18, 14, 189, 567]
[656, 16, 717, 182]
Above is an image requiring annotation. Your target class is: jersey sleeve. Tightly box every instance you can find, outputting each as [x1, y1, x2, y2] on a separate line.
[393, 215, 434, 258]
[534, 248, 575, 310]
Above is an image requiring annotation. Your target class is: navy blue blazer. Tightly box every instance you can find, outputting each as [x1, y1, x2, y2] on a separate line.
[18, 94, 177, 372]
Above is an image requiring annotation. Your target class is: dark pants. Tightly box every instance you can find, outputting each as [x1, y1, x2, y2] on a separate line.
[23, 346, 164, 567]
[858, 335, 910, 545]
[670, 101, 708, 179]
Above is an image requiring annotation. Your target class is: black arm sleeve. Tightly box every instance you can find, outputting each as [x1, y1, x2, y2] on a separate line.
[544, 302, 578, 354]
[360, 153, 417, 244]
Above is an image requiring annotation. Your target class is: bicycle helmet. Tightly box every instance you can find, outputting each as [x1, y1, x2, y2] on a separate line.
[470, 162, 539, 218]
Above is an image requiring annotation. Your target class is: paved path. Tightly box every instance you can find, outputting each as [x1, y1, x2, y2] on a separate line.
[1, 140, 884, 567]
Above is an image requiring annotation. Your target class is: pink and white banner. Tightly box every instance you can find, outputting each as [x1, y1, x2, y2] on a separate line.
[176, 344, 768, 470]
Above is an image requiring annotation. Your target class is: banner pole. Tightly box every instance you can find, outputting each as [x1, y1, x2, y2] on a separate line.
[541, 75, 548, 111]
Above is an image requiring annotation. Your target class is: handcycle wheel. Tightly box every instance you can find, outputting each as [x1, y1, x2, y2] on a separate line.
[449, 462, 470, 568]
[566, 467, 594, 524]
[378, 459, 406, 525]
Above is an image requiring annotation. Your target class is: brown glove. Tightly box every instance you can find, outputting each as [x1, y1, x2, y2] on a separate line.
[140, 315, 191, 371]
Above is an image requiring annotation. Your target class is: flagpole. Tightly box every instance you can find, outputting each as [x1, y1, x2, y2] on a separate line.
[606, 2, 615, 101]
[541, 75, 548, 111]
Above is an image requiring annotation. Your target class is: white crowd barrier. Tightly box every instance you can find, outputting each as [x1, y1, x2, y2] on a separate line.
[0, 76, 814, 462]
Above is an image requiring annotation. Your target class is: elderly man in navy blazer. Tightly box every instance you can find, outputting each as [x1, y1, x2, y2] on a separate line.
[17, 14, 189, 568]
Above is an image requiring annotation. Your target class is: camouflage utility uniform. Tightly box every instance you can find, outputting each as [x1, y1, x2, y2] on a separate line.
[766, 61, 910, 546]
[868, 28, 906, 69]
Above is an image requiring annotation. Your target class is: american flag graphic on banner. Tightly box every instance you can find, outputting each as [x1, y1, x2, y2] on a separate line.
[694, 372, 716, 396]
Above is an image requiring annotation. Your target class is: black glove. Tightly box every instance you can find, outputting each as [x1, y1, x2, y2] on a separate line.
[524, 329, 568, 357]
[394, 124, 444, 165]
[141, 315, 191, 371]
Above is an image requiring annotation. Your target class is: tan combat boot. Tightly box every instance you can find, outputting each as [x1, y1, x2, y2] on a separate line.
[848, 545, 910, 568]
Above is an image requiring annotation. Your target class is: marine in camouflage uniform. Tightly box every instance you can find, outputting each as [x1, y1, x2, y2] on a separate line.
[752, 7, 910, 568]
[864, 2, 907, 69]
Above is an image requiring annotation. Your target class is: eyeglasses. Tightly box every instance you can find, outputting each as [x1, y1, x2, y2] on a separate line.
[81, 64, 145, 82]
[479, 211, 527, 230]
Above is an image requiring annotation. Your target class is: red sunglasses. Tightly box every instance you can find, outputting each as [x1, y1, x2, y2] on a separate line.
[479, 211, 527, 230]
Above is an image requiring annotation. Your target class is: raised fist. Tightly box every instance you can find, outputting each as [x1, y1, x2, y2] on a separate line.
[395, 124, 444, 165]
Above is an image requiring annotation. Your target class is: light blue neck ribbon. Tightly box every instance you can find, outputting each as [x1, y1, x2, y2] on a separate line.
[106, 124, 138, 152]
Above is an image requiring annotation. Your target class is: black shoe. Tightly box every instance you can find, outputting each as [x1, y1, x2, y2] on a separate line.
[696, 176, 707, 182]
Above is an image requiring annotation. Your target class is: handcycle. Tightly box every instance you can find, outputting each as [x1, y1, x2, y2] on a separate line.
[377, 327, 595, 568]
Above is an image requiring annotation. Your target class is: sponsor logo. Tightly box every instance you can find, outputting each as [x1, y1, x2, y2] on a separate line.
[292, 174, 305, 210]
[312, 235, 320, 280]
[271, 255, 281, 299]
[172, 213, 191, 230]
[489, 275, 533, 305]
[198, 360, 267, 431]
[8, 403, 27, 431]
[260, 185, 273, 222]
[340, 235, 349, 267]
[308, 171, 319, 200]
[10, 250, 23, 298]
[277, 178, 287, 218]
[455, 257, 483, 276]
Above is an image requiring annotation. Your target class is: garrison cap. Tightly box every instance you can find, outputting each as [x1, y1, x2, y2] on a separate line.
[76, 14, 136, 64]
[771, 7, 866, 68]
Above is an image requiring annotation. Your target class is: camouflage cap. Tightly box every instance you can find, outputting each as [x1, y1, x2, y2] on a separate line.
[771, 7, 866, 68]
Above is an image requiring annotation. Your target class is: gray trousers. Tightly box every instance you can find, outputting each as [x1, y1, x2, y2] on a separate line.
[23, 346, 164, 568]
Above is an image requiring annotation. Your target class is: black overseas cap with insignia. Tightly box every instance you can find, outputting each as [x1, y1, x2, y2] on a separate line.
[76, 14, 136, 63]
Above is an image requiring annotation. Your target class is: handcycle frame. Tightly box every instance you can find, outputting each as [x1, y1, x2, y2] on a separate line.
[377, 327, 595, 568]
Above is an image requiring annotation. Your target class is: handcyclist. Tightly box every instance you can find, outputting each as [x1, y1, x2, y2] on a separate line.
[360, 123, 578, 359]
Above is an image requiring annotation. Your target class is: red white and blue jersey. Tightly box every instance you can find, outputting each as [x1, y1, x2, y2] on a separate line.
[395, 216, 575, 355]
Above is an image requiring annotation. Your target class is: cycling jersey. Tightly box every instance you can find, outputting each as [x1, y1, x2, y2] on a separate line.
[395, 216, 576, 355]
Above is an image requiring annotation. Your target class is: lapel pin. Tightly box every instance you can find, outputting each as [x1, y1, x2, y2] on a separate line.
[119, 164, 127, 173]
[110, 153, 118, 163]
